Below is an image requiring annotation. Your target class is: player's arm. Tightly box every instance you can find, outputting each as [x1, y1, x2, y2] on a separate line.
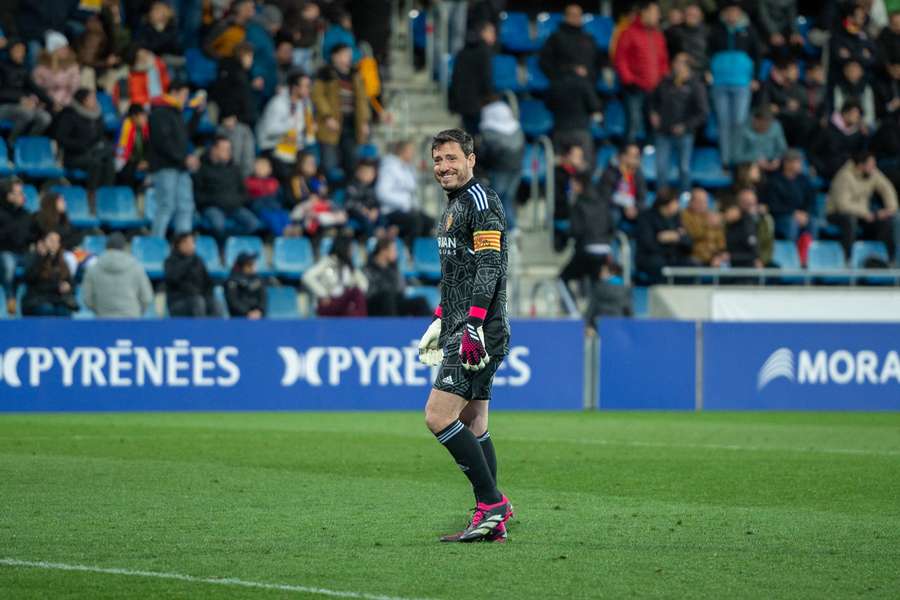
[460, 196, 504, 371]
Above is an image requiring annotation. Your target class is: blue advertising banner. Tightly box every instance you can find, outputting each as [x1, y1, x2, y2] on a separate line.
[0, 319, 584, 412]
[703, 322, 900, 410]
[598, 319, 695, 410]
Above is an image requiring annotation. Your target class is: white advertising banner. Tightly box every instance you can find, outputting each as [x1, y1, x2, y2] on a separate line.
[710, 290, 900, 322]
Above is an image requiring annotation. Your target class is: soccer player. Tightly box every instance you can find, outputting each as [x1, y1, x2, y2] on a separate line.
[418, 129, 512, 543]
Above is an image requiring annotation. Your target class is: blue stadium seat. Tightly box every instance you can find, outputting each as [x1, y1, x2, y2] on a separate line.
[758, 59, 774, 81]
[601, 99, 625, 139]
[596, 70, 620, 96]
[212, 285, 226, 319]
[66, 168, 87, 182]
[96, 186, 144, 229]
[195, 235, 226, 279]
[357, 143, 379, 160]
[73, 285, 95, 319]
[641, 146, 677, 185]
[536, 12, 563, 43]
[52, 185, 99, 229]
[690, 147, 732, 188]
[521, 143, 547, 185]
[525, 54, 549, 92]
[850, 241, 893, 284]
[500, 11, 540, 53]
[82, 234, 107, 256]
[14, 136, 64, 179]
[224, 235, 269, 275]
[22, 184, 39, 212]
[814, 193, 841, 238]
[583, 14, 614, 50]
[185, 48, 217, 88]
[773, 240, 805, 283]
[595, 145, 616, 172]
[273, 236, 314, 280]
[808, 240, 848, 283]
[96, 91, 122, 132]
[0, 138, 14, 176]
[492, 54, 525, 93]
[412, 237, 441, 281]
[405, 285, 441, 311]
[131, 235, 170, 280]
[0, 286, 5, 319]
[519, 99, 554, 138]
[266, 286, 300, 319]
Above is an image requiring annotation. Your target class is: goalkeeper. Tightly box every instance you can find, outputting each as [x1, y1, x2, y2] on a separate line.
[417, 129, 512, 543]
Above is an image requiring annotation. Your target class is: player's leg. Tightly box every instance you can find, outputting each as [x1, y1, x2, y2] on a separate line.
[459, 400, 496, 483]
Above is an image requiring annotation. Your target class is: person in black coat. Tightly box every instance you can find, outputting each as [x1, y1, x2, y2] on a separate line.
[0, 178, 33, 308]
[193, 136, 261, 242]
[584, 261, 632, 332]
[210, 42, 258, 127]
[560, 173, 615, 290]
[31, 189, 83, 251]
[363, 237, 430, 317]
[21, 230, 76, 317]
[553, 143, 589, 251]
[538, 4, 599, 82]
[809, 98, 867, 181]
[635, 189, 693, 283]
[759, 57, 816, 148]
[828, 2, 877, 86]
[133, 1, 183, 57]
[448, 21, 495, 133]
[54, 88, 116, 192]
[760, 149, 817, 241]
[725, 188, 763, 268]
[345, 159, 381, 239]
[0, 39, 53, 142]
[225, 251, 266, 318]
[545, 68, 601, 165]
[164, 232, 219, 317]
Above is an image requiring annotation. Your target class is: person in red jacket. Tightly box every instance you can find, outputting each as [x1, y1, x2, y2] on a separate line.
[613, 0, 669, 145]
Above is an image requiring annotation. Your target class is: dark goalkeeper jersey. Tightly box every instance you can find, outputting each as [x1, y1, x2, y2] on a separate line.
[437, 178, 510, 356]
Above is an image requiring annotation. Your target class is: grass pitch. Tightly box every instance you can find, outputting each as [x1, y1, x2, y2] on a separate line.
[1, 411, 899, 599]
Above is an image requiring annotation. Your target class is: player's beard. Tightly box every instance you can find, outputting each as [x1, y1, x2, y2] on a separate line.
[436, 164, 471, 191]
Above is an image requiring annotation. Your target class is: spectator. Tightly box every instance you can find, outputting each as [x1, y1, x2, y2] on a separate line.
[245, 4, 282, 101]
[875, 52, 900, 121]
[681, 187, 727, 266]
[210, 41, 259, 128]
[194, 136, 261, 242]
[280, 0, 323, 75]
[733, 107, 788, 174]
[363, 236, 430, 317]
[803, 60, 828, 129]
[256, 71, 315, 187]
[829, 1, 877, 83]
[376, 140, 433, 242]
[148, 80, 203, 238]
[762, 148, 818, 241]
[479, 95, 525, 234]
[225, 251, 266, 318]
[614, 0, 670, 145]
[724, 187, 773, 267]
[32, 32, 81, 110]
[708, 1, 761, 167]
[321, 10, 361, 64]
[650, 51, 708, 193]
[288, 177, 347, 239]
[81, 232, 154, 318]
[349, 0, 391, 65]
[274, 32, 295, 87]
[288, 149, 326, 206]
[312, 43, 371, 176]
[539, 4, 599, 83]
[545, 62, 601, 165]
[553, 143, 588, 250]
[115, 46, 170, 108]
[560, 173, 615, 290]
[246, 156, 287, 234]
[55, 88, 116, 192]
[134, 1, 182, 58]
[757, 0, 804, 54]
[115, 104, 150, 188]
[303, 234, 368, 317]
[759, 56, 815, 148]
[636, 189, 693, 282]
[832, 60, 877, 129]
[204, 0, 256, 60]
[827, 150, 900, 261]
[0, 178, 31, 314]
[345, 158, 381, 239]
[75, 15, 113, 80]
[448, 21, 495, 134]
[21, 230, 76, 317]
[164, 232, 219, 317]
[0, 38, 53, 142]
[31, 190, 83, 275]
[584, 261, 632, 331]
[598, 143, 648, 231]
[810, 98, 867, 181]
[665, 3, 709, 73]
[876, 10, 900, 75]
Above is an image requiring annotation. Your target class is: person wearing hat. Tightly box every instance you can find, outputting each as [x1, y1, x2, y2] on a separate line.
[81, 232, 154, 318]
[164, 232, 220, 317]
[0, 38, 53, 142]
[733, 106, 788, 174]
[225, 251, 266, 318]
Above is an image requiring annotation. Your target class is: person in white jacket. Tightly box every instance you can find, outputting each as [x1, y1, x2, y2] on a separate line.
[375, 140, 434, 243]
[256, 71, 315, 185]
[302, 234, 368, 316]
[81, 233, 154, 318]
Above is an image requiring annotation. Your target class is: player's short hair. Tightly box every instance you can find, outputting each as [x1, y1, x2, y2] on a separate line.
[432, 128, 474, 157]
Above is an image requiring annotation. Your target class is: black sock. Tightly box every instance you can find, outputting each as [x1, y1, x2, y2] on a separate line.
[477, 431, 497, 483]
[435, 420, 502, 505]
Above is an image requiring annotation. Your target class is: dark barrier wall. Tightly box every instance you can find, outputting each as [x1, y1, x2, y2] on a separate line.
[0, 319, 584, 412]
[598, 319, 696, 410]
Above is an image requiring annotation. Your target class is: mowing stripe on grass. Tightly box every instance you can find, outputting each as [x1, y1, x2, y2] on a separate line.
[0, 558, 433, 600]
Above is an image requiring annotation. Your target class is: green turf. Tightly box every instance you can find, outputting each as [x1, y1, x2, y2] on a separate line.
[1, 411, 899, 599]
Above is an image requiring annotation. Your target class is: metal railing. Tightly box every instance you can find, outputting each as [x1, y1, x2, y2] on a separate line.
[661, 266, 900, 286]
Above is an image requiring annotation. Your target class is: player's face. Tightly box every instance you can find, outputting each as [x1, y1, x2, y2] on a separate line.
[432, 142, 475, 191]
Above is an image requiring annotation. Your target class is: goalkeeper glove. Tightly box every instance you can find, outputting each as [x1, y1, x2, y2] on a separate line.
[459, 308, 490, 371]
[417, 307, 443, 366]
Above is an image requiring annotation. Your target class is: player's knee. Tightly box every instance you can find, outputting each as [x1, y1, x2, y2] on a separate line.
[424, 406, 454, 434]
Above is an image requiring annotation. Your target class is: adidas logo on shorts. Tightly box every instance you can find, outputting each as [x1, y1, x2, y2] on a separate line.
[442, 375, 453, 385]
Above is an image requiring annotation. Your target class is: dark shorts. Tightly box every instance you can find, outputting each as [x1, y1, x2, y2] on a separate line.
[433, 347, 505, 401]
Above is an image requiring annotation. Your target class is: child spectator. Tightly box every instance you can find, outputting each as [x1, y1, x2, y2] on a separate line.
[246, 156, 288, 234]
[115, 104, 150, 188]
[225, 251, 266, 318]
[303, 233, 367, 317]
[345, 159, 381, 239]
[288, 149, 326, 205]
[22, 230, 77, 317]
[288, 177, 347, 239]
[32, 32, 81, 110]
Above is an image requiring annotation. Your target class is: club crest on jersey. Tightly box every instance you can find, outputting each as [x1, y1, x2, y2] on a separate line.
[444, 212, 454, 231]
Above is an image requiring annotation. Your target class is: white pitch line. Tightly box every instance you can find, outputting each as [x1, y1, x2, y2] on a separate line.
[0, 558, 434, 600]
